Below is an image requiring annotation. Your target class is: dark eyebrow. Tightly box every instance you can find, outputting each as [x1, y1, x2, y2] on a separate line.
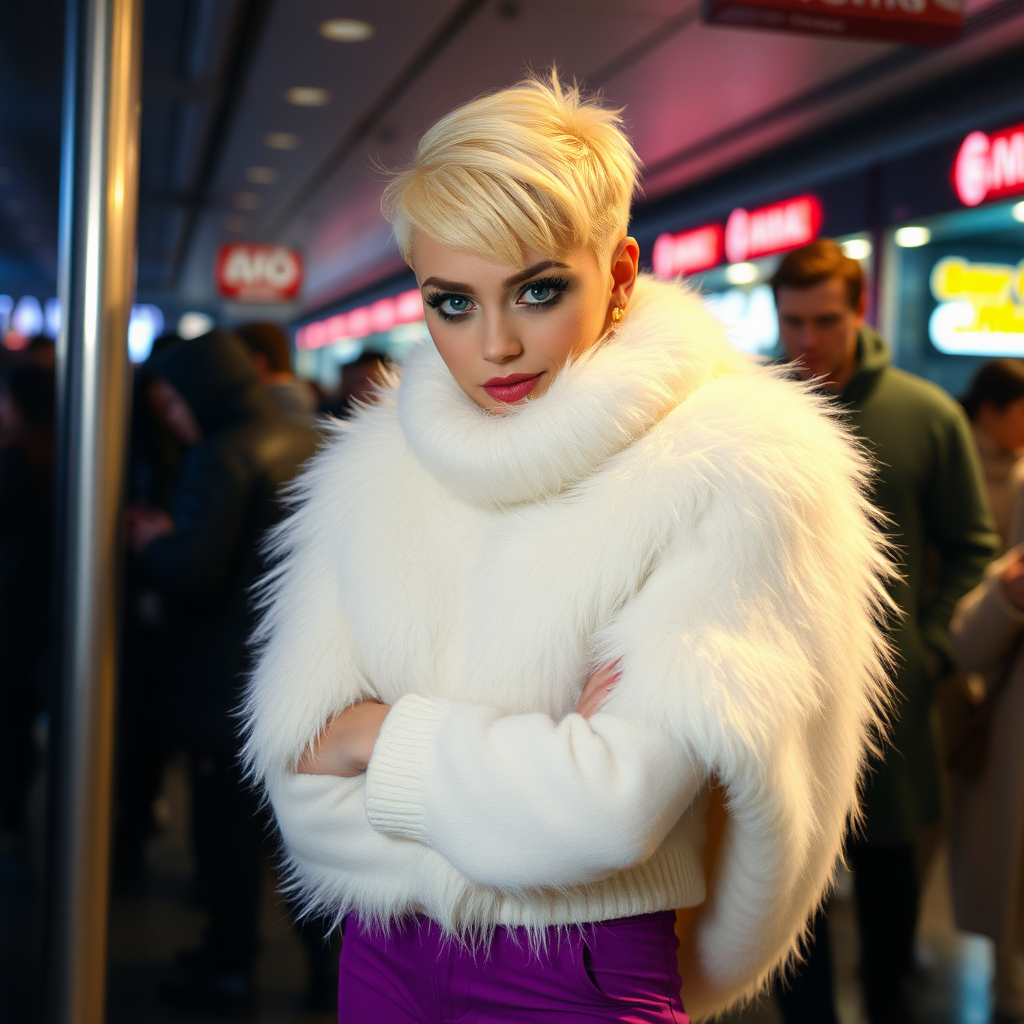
[419, 260, 571, 295]
[419, 277, 475, 293]
[502, 260, 570, 289]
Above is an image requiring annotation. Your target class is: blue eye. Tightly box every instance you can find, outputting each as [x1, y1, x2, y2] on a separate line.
[517, 276, 570, 308]
[442, 295, 471, 315]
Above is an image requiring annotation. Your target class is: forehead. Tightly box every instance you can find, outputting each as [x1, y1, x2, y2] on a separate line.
[409, 230, 597, 286]
[776, 276, 852, 315]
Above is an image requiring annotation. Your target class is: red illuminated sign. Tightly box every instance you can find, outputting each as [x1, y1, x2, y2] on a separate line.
[702, 0, 961, 46]
[296, 288, 424, 351]
[724, 195, 822, 264]
[216, 244, 303, 302]
[652, 225, 723, 280]
[954, 124, 1024, 208]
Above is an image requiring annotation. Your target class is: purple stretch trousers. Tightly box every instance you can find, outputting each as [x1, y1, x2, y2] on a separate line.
[337, 910, 689, 1023]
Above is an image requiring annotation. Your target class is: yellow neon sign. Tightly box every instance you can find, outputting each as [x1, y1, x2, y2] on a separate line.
[929, 256, 1024, 355]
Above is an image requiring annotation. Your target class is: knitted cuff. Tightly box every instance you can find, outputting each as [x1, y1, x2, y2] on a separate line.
[364, 694, 451, 842]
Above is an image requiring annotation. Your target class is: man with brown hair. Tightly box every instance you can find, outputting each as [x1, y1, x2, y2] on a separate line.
[234, 320, 318, 430]
[772, 239, 997, 1024]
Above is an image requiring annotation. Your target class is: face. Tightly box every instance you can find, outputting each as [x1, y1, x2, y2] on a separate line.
[410, 230, 638, 411]
[148, 378, 201, 446]
[777, 276, 865, 394]
[978, 397, 1024, 452]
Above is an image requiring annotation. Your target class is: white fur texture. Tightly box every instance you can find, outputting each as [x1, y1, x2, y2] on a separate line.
[242, 275, 891, 1019]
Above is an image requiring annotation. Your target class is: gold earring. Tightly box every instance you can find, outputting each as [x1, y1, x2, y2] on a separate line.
[611, 306, 624, 324]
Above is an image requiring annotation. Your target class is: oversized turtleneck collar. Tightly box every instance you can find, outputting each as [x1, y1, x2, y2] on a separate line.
[397, 274, 745, 508]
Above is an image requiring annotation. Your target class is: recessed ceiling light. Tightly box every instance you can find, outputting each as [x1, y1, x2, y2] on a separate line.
[724, 262, 758, 285]
[286, 86, 330, 107]
[1012, 201, 1024, 224]
[246, 166, 278, 185]
[225, 215, 247, 233]
[234, 192, 260, 211]
[265, 132, 300, 150]
[319, 18, 374, 42]
[894, 225, 931, 248]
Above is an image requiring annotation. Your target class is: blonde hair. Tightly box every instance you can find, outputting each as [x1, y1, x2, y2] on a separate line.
[382, 72, 640, 268]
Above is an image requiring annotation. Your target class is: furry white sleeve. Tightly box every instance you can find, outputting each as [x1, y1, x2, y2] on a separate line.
[364, 697, 699, 890]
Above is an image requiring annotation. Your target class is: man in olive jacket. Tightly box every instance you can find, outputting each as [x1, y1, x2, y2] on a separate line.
[770, 241, 997, 1024]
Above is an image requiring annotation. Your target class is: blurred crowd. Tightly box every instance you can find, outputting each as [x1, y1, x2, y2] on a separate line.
[0, 243, 1022, 1022]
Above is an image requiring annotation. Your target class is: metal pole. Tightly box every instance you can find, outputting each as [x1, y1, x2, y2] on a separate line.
[45, 0, 143, 1020]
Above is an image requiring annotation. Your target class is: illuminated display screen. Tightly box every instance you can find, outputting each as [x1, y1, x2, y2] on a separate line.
[928, 255, 1024, 356]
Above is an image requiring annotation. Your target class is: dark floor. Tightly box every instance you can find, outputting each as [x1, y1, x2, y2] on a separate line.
[0, 760, 999, 1023]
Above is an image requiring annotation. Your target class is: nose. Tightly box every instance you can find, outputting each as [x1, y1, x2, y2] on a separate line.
[480, 313, 522, 364]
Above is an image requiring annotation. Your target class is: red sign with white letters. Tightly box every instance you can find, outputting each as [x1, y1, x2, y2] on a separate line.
[702, 0, 961, 46]
[724, 195, 823, 264]
[652, 225, 724, 280]
[216, 244, 303, 302]
[953, 124, 1024, 208]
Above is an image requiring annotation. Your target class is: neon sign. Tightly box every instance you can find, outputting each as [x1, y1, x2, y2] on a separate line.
[928, 256, 1024, 356]
[651, 195, 823, 279]
[296, 288, 424, 351]
[725, 195, 823, 264]
[954, 124, 1024, 207]
[652, 225, 723, 280]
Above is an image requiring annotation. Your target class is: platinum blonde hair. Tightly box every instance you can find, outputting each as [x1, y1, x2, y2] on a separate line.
[382, 72, 641, 268]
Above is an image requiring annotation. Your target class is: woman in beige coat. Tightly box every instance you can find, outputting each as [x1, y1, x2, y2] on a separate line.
[950, 479, 1024, 1024]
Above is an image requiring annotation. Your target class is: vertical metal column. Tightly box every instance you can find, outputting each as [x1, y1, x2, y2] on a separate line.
[45, 0, 143, 1021]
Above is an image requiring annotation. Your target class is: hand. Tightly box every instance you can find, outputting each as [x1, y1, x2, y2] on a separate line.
[126, 506, 175, 554]
[575, 661, 621, 719]
[1000, 551, 1024, 612]
[297, 701, 391, 777]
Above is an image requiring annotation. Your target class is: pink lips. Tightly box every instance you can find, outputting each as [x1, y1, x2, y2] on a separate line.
[481, 373, 541, 404]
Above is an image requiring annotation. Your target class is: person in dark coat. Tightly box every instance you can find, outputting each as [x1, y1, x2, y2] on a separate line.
[127, 329, 318, 1017]
[0, 363, 54, 854]
[770, 240, 998, 1024]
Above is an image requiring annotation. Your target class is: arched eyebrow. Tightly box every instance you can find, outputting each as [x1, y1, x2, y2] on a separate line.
[419, 260, 570, 295]
[501, 260, 570, 289]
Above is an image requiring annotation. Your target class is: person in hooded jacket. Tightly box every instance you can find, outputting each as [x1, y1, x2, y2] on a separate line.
[770, 240, 997, 1024]
[127, 328, 318, 1017]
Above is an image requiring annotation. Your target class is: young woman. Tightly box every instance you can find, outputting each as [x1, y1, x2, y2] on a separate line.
[243, 76, 890, 1023]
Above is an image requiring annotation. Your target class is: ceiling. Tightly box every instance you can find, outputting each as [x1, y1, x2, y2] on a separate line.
[1, 0, 1023, 319]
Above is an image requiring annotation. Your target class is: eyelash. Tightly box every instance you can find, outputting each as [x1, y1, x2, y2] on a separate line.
[425, 276, 571, 323]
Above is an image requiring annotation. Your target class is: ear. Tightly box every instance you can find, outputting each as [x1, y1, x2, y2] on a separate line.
[854, 289, 868, 328]
[610, 236, 640, 309]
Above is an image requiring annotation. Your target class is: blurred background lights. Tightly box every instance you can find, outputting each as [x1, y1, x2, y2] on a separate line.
[246, 166, 278, 184]
[0, 295, 13, 334]
[724, 262, 759, 285]
[841, 237, 873, 260]
[11, 295, 43, 336]
[285, 87, 330, 107]
[1013, 201, 1024, 224]
[264, 132, 299, 150]
[45, 297, 61, 337]
[233, 192, 260, 210]
[894, 225, 932, 248]
[177, 311, 214, 340]
[127, 304, 165, 363]
[319, 18, 374, 42]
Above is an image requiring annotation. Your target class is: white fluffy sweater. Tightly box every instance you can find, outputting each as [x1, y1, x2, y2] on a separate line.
[243, 276, 890, 1018]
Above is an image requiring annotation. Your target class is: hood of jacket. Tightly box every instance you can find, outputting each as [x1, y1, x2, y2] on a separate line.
[148, 328, 272, 436]
[840, 326, 891, 408]
[396, 274, 747, 509]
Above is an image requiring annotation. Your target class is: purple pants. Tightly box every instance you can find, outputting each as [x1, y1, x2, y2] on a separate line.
[337, 910, 689, 1023]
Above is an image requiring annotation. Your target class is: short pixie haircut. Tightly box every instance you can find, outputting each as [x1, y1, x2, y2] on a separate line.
[382, 73, 640, 269]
